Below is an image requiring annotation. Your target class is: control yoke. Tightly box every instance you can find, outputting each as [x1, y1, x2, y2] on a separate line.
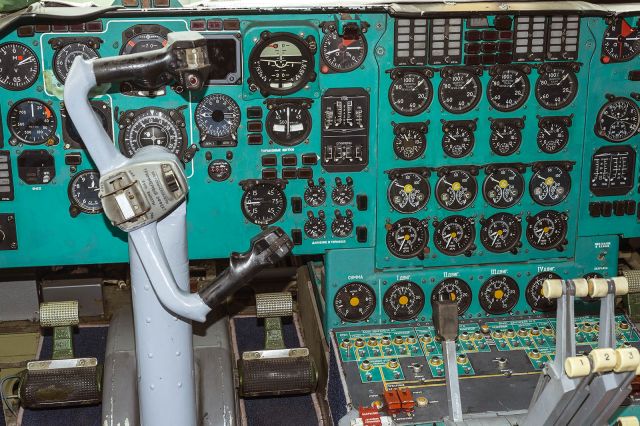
[64, 31, 293, 322]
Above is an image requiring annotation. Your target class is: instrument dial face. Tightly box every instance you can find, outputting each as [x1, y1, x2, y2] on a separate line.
[8, 99, 57, 145]
[120, 31, 166, 54]
[529, 165, 571, 206]
[595, 97, 640, 142]
[207, 159, 232, 182]
[53, 42, 99, 83]
[0, 42, 39, 90]
[535, 67, 578, 110]
[431, 278, 473, 315]
[332, 184, 354, 206]
[526, 210, 568, 250]
[249, 33, 314, 96]
[537, 121, 569, 153]
[120, 109, 184, 158]
[68, 170, 102, 214]
[304, 185, 326, 207]
[320, 30, 367, 72]
[479, 275, 520, 315]
[442, 125, 474, 158]
[241, 182, 287, 225]
[383, 280, 425, 321]
[195, 94, 241, 139]
[435, 169, 477, 211]
[433, 215, 475, 256]
[393, 127, 426, 160]
[387, 171, 430, 214]
[526, 272, 560, 312]
[487, 68, 530, 112]
[438, 69, 482, 114]
[389, 72, 432, 116]
[266, 104, 311, 146]
[334, 282, 376, 322]
[482, 167, 524, 209]
[386, 217, 428, 259]
[480, 213, 522, 253]
[332, 214, 354, 237]
[489, 123, 522, 156]
[602, 18, 639, 63]
[304, 215, 327, 239]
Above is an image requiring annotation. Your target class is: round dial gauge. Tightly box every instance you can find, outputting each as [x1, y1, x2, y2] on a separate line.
[53, 42, 99, 83]
[526, 210, 568, 251]
[438, 68, 482, 114]
[266, 104, 311, 146]
[535, 67, 578, 110]
[304, 214, 327, 239]
[333, 282, 376, 323]
[431, 278, 473, 315]
[442, 125, 474, 158]
[65, 103, 110, 147]
[487, 67, 530, 112]
[526, 272, 560, 312]
[195, 94, 241, 139]
[241, 182, 287, 226]
[393, 127, 426, 160]
[479, 275, 520, 315]
[304, 184, 326, 207]
[602, 18, 639, 63]
[529, 165, 571, 206]
[383, 280, 425, 321]
[537, 121, 569, 153]
[119, 109, 185, 158]
[389, 72, 432, 116]
[0, 42, 39, 90]
[68, 170, 102, 214]
[249, 32, 315, 96]
[482, 167, 524, 209]
[332, 183, 354, 206]
[490, 123, 522, 156]
[320, 30, 367, 72]
[435, 169, 477, 211]
[207, 159, 232, 182]
[8, 99, 57, 145]
[433, 215, 475, 256]
[387, 171, 430, 214]
[595, 97, 640, 142]
[480, 213, 522, 253]
[332, 211, 354, 237]
[120, 31, 167, 55]
[386, 217, 428, 259]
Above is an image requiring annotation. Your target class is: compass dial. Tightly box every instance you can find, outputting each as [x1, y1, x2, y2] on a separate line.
[479, 213, 522, 254]
[195, 94, 241, 141]
[526, 272, 561, 312]
[431, 278, 473, 315]
[529, 165, 571, 206]
[387, 171, 430, 214]
[386, 218, 428, 259]
[333, 282, 376, 322]
[479, 275, 520, 315]
[435, 169, 477, 211]
[482, 167, 524, 209]
[383, 280, 425, 321]
[526, 210, 568, 251]
[433, 215, 476, 256]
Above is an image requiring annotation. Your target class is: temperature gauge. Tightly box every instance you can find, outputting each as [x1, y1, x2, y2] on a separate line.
[393, 124, 428, 161]
[479, 275, 520, 315]
[383, 280, 425, 321]
[387, 169, 430, 214]
[482, 166, 525, 209]
[435, 169, 477, 211]
[431, 278, 472, 315]
[526, 272, 560, 312]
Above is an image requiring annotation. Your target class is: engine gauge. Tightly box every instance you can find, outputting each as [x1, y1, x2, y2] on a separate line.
[431, 278, 472, 315]
[304, 211, 327, 239]
[393, 126, 427, 161]
[195, 94, 241, 145]
[529, 164, 571, 206]
[385, 217, 428, 259]
[479, 213, 522, 254]
[240, 181, 287, 226]
[53, 42, 99, 83]
[331, 178, 354, 205]
[304, 181, 326, 207]
[595, 96, 640, 142]
[441, 122, 475, 158]
[8, 99, 57, 146]
[489, 121, 522, 156]
[526, 272, 560, 312]
[435, 169, 477, 211]
[387, 170, 430, 214]
[433, 215, 476, 256]
[207, 159, 232, 182]
[537, 119, 569, 153]
[535, 66, 578, 110]
[479, 275, 520, 315]
[389, 71, 433, 116]
[249, 32, 316, 96]
[0, 42, 39, 91]
[68, 170, 102, 215]
[526, 210, 568, 251]
[438, 67, 482, 114]
[602, 18, 639, 63]
[320, 29, 367, 73]
[265, 103, 312, 146]
[487, 67, 530, 112]
[383, 280, 425, 321]
[333, 282, 376, 323]
[119, 108, 186, 158]
[482, 166, 525, 209]
[332, 210, 354, 237]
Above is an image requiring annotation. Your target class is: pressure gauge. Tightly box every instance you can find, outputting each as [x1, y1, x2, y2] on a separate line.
[537, 119, 569, 154]
[525, 210, 568, 251]
[479, 213, 522, 254]
[529, 164, 571, 206]
[442, 122, 475, 158]
[435, 169, 477, 211]
[526, 272, 560, 312]
[433, 215, 475, 256]
[387, 170, 430, 214]
[393, 125, 427, 160]
[482, 166, 525, 209]
[386, 217, 428, 259]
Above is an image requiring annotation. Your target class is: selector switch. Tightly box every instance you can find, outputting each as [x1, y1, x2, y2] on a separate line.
[291, 197, 303, 214]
